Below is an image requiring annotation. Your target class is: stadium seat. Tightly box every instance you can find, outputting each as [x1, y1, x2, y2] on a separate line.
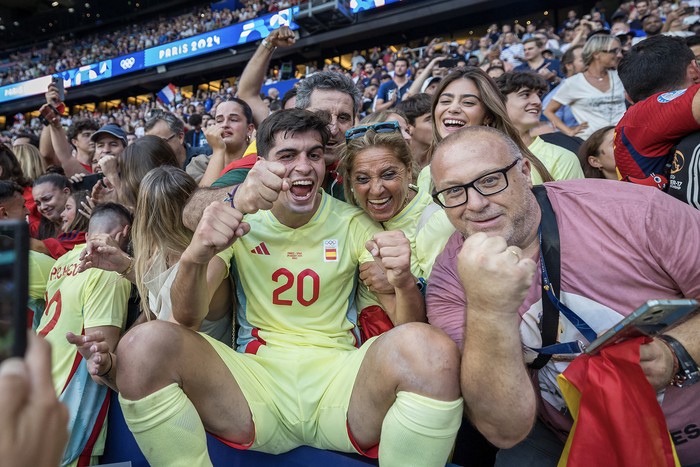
[101, 391, 375, 466]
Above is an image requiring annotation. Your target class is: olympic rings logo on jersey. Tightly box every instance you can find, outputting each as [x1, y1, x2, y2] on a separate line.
[120, 57, 136, 70]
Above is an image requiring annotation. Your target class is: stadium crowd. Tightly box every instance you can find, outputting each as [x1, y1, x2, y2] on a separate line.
[0, 0, 299, 86]
[2, 0, 700, 466]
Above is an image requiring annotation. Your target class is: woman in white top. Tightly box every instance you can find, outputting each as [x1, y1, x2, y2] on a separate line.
[544, 33, 627, 140]
[79, 166, 234, 345]
[133, 166, 233, 345]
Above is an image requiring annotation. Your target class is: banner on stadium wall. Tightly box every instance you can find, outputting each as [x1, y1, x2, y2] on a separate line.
[0, 7, 299, 106]
[0, 0, 404, 107]
[350, 0, 402, 13]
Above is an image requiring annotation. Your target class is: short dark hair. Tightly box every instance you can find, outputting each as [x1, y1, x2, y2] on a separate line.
[145, 110, 185, 135]
[561, 45, 583, 73]
[188, 113, 203, 126]
[256, 109, 330, 159]
[0, 180, 22, 204]
[395, 57, 410, 67]
[281, 87, 298, 109]
[13, 132, 40, 148]
[296, 71, 362, 116]
[90, 202, 133, 230]
[496, 71, 549, 97]
[618, 35, 694, 102]
[394, 93, 432, 125]
[522, 37, 543, 48]
[67, 118, 99, 141]
[686, 35, 700, 49]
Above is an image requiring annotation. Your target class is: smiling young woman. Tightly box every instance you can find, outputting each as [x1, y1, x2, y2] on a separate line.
[416, 67, 552, 193]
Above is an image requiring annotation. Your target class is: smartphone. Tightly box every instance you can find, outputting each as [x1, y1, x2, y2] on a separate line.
[585, 299, 700, 355]
[0, 220, 29, 362]
[52, 77, 65, 101]
[439, 59, 457, 68]
[72, 173, 104, 192]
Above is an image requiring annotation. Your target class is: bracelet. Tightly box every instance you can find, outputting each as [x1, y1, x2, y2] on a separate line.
[118, 256, 134, 277]
[658, 335, 700, 388]
[261, 39, 276, 52]
[656, 336, 680, 386]
[224, 184, 240, 210]
[97, 352, 113, 377]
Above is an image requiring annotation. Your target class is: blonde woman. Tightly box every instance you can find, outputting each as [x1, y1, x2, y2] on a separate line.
[544, 33, 626, 139]
[79, 166, 234, 346]
[13, 144, 46, 182]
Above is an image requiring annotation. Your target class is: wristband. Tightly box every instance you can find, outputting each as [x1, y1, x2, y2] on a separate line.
[98, 352, 113, 377]
[416, 277, 427, 297]
[224, 184, 240, 210]
[261, 39, 276, 52]
[658, 335, 700, 388]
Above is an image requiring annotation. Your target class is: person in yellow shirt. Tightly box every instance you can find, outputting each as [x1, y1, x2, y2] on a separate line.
[114, 109, 463, 467]
[37, 202, 132, 466]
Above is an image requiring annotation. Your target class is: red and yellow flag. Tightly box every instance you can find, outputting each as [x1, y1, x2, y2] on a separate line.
[557, 337, 680, 467]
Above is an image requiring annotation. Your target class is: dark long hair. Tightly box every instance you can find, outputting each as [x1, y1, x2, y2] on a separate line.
[33, 173, 71, 239]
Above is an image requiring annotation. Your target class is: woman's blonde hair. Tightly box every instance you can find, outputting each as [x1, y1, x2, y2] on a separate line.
[132, 166, 197, 318]
[357, 110, 418, 182]
[339, 126, 413, 207]
[582, 33, 618, 67]
[118, 135, 179, 210]
[13, 144, 46, 182]
[429, 67, 552, 183]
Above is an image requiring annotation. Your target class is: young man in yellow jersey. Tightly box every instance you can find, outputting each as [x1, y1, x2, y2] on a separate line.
[36, 202, 132, 466]
[115, 109, 463, 466]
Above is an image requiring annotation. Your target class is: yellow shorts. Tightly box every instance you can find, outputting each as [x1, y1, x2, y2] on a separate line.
[201, 334, 378, 455]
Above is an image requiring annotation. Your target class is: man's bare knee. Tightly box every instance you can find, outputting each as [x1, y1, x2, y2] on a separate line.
[117, 320, 184, 399]
[381, 323, 461, 400]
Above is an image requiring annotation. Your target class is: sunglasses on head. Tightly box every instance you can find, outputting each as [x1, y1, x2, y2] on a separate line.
[345, 121, 400, 143]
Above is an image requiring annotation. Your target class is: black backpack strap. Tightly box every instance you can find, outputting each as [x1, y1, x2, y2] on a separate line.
[529, 186, 561, 370]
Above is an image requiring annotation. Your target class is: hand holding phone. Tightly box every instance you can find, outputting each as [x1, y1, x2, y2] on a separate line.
[585, 299, 700, 355]
[38, 104, 60, 127]
[439, 59, 457, 69]
[53, 78, 65, 102]
[0, 220, 29, 362]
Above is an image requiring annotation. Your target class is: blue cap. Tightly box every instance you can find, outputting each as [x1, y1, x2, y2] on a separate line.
[90, 124, 127, 146]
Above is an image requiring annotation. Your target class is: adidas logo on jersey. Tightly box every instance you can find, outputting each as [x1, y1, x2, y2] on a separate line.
[250, 242, 270, 255]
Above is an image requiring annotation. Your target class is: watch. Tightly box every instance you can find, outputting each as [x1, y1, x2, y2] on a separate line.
[416, 277, 427, 297]
[658, 335, 700, 388]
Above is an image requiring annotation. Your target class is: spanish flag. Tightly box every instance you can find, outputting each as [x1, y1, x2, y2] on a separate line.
[557, 337, 680, 467]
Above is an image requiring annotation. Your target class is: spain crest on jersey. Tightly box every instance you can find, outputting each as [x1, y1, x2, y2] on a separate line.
[323, 239, 338, 262]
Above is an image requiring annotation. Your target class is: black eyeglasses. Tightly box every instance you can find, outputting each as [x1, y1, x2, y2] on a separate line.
[161, 133, 178, 143]
[345, 121, 400, 143]
[432, 159, 520, 208]
[604, 47, 621, 55]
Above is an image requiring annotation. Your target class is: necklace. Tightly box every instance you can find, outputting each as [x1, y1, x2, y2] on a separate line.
[586, 70, 606, 81]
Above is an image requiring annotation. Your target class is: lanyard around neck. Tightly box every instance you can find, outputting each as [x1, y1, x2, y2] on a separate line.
[532, 227, 597, 355]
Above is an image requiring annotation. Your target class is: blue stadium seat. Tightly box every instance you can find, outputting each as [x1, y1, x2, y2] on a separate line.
[101, 391, 379, 466]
